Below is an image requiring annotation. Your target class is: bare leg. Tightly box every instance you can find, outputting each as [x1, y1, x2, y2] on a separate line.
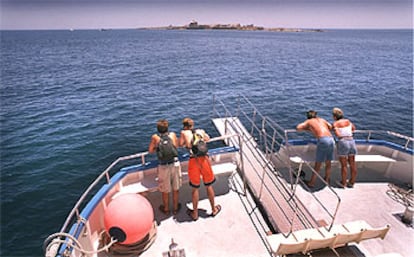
[324, 160, 332, 184]
[339, 156, 348, 186]
[348, 155, 357, 185]
[206, 185, 216, 212]
[308, 162, 322, 186]
[173, 190, 179, 211]
[162, 192, 169, 212]
[191, 188, 199, 220]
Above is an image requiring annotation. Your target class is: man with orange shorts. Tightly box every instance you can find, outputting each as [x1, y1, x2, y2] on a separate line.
[179, 117, 221, 221]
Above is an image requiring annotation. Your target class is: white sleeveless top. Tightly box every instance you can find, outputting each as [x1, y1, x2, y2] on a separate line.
[336, 124, 353, 137]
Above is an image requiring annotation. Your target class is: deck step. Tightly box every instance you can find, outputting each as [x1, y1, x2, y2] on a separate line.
[112, 162, 237, 199]
[265, 220, 390, 256]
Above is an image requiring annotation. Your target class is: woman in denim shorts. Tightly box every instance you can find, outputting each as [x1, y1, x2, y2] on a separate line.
[332, 108, 357, 188]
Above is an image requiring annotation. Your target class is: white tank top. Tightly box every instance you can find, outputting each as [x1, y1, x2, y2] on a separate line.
[336, 124, 353, 137]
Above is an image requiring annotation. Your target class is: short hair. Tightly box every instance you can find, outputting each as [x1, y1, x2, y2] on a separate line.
[332, 107, 344, 120]
[157, 119, 169, 134]
[182, 117, 194, 129]
[306, 110, 317, 119]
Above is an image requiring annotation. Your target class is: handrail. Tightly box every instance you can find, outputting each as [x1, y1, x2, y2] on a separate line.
[282, 127, 413, 231]
[44, 129, 242, 257]
[58, 133, 239, 236]
[248, 106, 340, 233]
[285, 129, 413, 151]
[59, 152, 149, 233]
[212, 94, 340, 237]
[360, 130, 414, 150]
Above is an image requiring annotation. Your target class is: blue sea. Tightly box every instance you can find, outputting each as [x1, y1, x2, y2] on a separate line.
[1, 29, 413, 256]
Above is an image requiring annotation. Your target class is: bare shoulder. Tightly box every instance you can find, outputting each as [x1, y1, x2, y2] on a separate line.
[180, 130, 193, 141]
[169, 132, 178, 141]
[318, 117, 328, 123]
[334, 119, 351, 128]
[296, 120, 309, 130]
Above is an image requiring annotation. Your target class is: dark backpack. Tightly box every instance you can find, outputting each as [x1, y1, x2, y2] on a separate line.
[157, 133, 178, 162]
[191, 129, 209, 157]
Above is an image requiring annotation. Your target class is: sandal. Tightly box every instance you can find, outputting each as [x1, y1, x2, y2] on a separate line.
[173, 203, 182, 215]
[211, 204, 222, 217]
[186, 208, 198, 221]
[158, 205, 170, 215]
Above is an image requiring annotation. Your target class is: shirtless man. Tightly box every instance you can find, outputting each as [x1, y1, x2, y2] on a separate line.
[296, 110, 334, 187]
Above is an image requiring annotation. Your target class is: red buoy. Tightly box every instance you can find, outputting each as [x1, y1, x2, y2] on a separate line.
[104, 193, 154, 245]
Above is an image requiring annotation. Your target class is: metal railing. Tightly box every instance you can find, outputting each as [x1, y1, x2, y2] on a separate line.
[46, 133, 241, 256]
[354, 130, 414, 151]
[212, 94, 342, 236]
[59, 152, 149, 235]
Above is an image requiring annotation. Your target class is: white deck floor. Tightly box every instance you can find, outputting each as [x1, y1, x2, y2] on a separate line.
[139, 172, 272, 257]
[302, 182, 414, 257]
[124, 170, 413, 257]
[120, 117, 413, 257]
[208, 117, 413, 257]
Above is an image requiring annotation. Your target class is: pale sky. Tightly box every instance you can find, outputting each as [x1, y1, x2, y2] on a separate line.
[0, 0, 412, 30]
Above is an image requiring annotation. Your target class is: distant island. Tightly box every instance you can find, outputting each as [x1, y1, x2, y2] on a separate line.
[140, 20, 323, 32]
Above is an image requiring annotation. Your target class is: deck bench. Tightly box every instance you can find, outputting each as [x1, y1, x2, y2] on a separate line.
[265, 220, 390, 257]
[112, 162, 237, 199]
[289, 155, 396, 181]
[290, 154, 396, 165]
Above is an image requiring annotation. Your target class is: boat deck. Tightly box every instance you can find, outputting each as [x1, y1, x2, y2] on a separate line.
[96, 116, 413, 257]
[45, 97, 413, 257]
[209, 117, 413, 257]
[137, 171, 272, 257]
[129, 164, 413, 257]
[303, 182, 413, 257]
[212, 117, 319, 233]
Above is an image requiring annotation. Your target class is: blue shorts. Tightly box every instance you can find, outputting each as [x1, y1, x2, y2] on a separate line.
[315, 137, 334, 162]
[337, 139, 357, 157]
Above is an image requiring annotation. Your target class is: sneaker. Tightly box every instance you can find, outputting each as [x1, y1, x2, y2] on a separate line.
[347, 182, 354, 188]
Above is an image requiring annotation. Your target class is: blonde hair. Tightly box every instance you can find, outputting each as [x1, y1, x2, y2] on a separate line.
[332, 107, 344, 120]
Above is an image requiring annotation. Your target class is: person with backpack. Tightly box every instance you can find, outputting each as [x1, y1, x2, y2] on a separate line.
[179, 117, 221, 221]
[148, 119, 182, 215]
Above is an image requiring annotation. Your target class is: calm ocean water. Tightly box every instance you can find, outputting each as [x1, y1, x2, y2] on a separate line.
[1, 29, 413, 256]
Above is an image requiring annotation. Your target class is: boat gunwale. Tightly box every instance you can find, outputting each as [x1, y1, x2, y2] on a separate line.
[52, 145, 240, 256]
[284, 137, 414, 155]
